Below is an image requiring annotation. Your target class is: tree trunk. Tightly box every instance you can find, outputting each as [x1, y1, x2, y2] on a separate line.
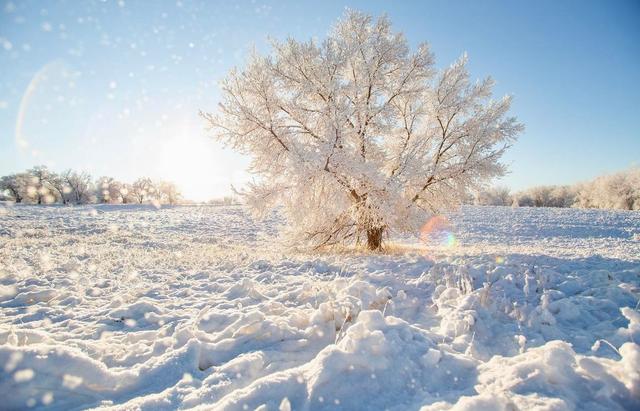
[366, 227, 384, 251]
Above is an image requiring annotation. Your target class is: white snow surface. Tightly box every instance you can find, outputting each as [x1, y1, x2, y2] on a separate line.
[0, 204, 639, 410]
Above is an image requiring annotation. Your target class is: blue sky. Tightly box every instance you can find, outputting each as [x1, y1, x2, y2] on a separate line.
[1, 0, 638, 201]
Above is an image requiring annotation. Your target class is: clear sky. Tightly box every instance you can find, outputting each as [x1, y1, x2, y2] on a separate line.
[1, 0, 639, 201]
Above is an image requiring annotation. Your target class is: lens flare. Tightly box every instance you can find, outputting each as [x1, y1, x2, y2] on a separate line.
[15, 60, 66, 151]
[420, 215, 458, 254]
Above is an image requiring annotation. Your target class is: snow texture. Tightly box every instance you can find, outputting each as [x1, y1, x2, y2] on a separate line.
[0, 204, 639, 410]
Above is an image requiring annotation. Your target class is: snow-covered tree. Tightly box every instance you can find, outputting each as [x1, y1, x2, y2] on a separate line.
[120, 183, 134, 204]
[202, 10, 522, 250]
[575, 167, 640, 210]
[548, 185, 577, 208]
[513, 185, 576, 208]
[48, 173, 72, 205]
[157, 181, 181, 205]
[26, 165, 57, 204]
[529, 186, 551, 207]
[63, 170, 94, 204]
[0, 173, 30, 203]
[474, 186, 512, 206]
[131, 178, 155, 204]
[96, 176, 124, 204]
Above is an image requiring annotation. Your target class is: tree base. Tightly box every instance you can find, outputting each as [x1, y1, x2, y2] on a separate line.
[366, 227, 385, 251]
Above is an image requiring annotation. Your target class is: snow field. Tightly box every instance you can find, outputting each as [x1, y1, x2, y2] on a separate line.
[0, 204, 639, 410]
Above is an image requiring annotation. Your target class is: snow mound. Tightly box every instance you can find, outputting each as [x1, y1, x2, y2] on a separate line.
[424, 341, 640, 410]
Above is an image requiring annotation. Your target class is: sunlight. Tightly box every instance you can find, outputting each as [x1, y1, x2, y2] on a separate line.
[158, 126, 215, 202]
[155, 115, 249, 202]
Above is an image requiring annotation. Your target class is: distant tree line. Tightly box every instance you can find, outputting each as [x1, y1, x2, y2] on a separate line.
[471, 166, 640, 211]
[205, 196, 241, 206]
[0, 166, 182, 206]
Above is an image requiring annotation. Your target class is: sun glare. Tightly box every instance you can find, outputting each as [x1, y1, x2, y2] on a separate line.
[156, 119, 248, 202]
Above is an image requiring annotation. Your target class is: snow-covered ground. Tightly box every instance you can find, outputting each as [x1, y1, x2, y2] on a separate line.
[0, 204, 639, 410]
